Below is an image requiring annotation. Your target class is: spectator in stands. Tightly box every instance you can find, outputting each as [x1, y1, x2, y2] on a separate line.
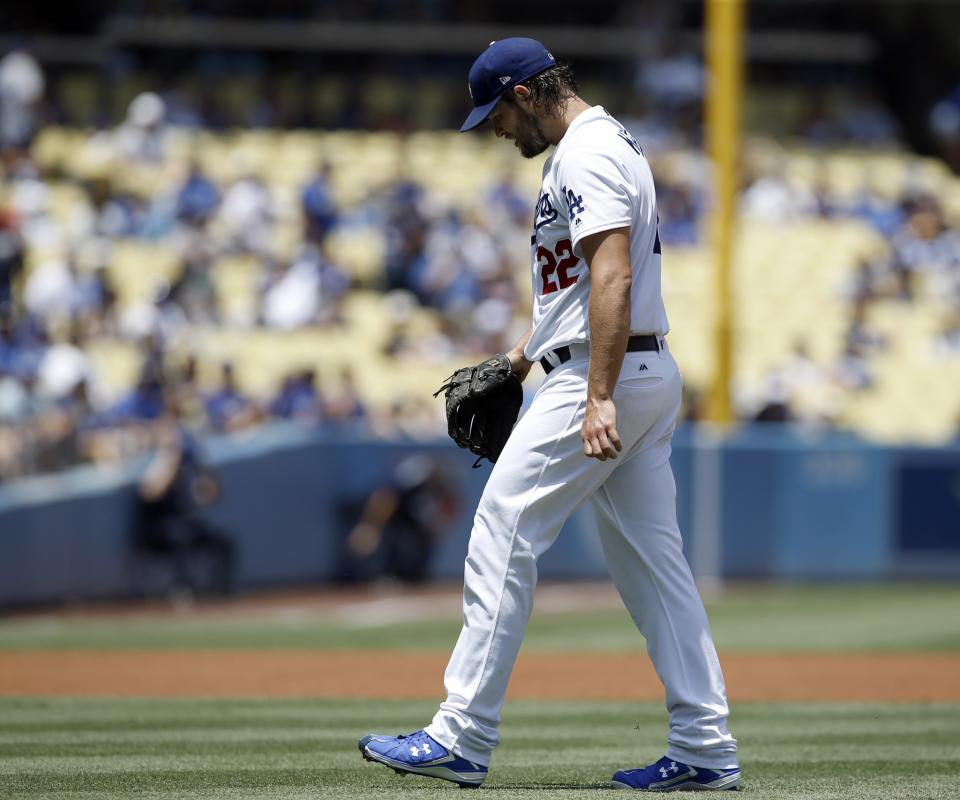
[0, 366, 30, 425]
[204, 361, 259, 432]
[301, 161, 339, 243]
[166, 354, 206, 428]
[325, 366, 367, 427]
[340, 453, 460, 585]
[0, 47, 44, 152]
[176, 160, 220, 226]
[102, 335, 167, 426]
[891, 194, 952, 273]
[114, 91, 171, 164]
[134, 412, 235, 598]
[110, 372, 166, 425]
[169, 247, 220, 325]
[421, 209, 491, 313]
[73, 263, 118, 337]
[741, 165, 815, 223]
[36, 326, 92, 401]
[381, 173, 431, 300]
[30, 400, 82, 474]
[23, 257, 78, 322]
[259, 258, 320, 329]
[384, 217, 429, 301]
[269, 369, 324, 422]
[0, 311, 43, 380]
[82, 177, 142, 239]
[307, 242, 351, 325]
[219, 171, 274, 255]
[658, 180, 700, 245]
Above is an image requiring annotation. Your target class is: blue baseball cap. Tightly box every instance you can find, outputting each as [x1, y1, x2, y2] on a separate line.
[460, 37, 556, 132]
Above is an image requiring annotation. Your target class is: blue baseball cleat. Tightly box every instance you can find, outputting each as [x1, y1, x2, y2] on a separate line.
[358, 729, 488, 788]
[611, 756, 741, 791]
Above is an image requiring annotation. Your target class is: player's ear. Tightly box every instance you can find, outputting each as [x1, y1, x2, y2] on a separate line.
[513, 84, 532, 104]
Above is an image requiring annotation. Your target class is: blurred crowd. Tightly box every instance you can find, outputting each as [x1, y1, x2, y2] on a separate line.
[2, 44, 959, 482]
[0, 48, 538, 481]
[729, 160, 960, 426]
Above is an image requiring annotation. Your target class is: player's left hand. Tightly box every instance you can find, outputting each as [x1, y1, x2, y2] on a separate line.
[582, 397, 622, 461]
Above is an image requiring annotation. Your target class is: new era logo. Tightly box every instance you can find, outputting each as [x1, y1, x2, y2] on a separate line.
[499, 75, 511, 85]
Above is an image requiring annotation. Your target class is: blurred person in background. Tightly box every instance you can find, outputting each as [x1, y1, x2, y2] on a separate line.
[324, 366, 368, 428]
[269, 368, 324, 423]
[204, 361, 260, 432]
[176, 159, 221, 227]
[301, 161, 339, 244]
[114, 91, 171, 164]
[169, 243, 220, 325]
[36, 325, 93, 402]
[340, 453, 460, 585]
[218, 170, 275, 256]
[134, 408, 234, 599]
[0, 47, 44, 153]
[259, 257, 321, 329]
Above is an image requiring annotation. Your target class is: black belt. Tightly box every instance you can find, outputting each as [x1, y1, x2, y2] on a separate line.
[540, 334, 661, 375]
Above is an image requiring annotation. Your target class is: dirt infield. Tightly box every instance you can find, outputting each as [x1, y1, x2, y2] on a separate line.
[1, 651, 958, 701]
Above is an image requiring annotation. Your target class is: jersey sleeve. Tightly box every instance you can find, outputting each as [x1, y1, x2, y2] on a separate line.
[555, 146, 635, 257]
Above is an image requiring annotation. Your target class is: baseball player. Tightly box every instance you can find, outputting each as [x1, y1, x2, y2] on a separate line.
[359, 37, 740, 791]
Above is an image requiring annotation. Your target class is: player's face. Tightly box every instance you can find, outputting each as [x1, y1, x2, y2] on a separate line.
[489, 100, 549, 159]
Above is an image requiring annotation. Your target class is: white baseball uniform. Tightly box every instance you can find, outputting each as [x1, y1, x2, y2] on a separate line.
[425, 106, 738, 771]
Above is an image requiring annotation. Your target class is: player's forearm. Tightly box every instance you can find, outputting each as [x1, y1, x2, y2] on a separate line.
[587, 270, 631, 401]
[506, 326, 534, 381]
[582, 228, 633, 401]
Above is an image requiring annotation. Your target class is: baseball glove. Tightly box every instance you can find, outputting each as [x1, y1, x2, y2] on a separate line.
[434, 353, 523, 466]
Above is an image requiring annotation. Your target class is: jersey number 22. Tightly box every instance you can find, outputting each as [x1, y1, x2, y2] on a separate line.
[538, 238, 579, 295]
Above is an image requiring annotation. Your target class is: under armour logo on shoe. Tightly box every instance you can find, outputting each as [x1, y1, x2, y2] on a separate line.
[409, 743, 432, 757]
[659, 761, 680, 778]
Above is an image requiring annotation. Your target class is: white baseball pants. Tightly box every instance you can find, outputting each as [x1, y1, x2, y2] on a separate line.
[425, 344, 738, 770]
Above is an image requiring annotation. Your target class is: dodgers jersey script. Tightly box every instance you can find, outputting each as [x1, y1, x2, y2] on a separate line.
[524, 105, 670, 363]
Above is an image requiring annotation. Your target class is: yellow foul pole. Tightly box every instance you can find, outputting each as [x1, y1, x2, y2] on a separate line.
[705, 0, 745, 424]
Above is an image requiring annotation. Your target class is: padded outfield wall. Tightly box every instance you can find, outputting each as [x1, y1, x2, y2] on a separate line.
[0, 424, 958, 606]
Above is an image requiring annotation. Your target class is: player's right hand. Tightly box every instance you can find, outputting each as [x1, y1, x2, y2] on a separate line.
[582, 396, 622, 461]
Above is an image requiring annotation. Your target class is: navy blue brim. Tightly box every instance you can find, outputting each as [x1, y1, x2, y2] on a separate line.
[460, 97, 501, 132]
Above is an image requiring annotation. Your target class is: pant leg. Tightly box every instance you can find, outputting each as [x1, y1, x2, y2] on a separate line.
[589, 428, 738, 770]
[426, 353, 676, 766]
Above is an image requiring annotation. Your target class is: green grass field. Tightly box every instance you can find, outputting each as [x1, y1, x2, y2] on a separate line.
[1, 698, 959, 799]
[2, 583, 959, 799]
[1, 583, 959, 652]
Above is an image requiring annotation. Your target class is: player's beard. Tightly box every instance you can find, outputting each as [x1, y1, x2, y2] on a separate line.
[513, 107, 550, 158]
